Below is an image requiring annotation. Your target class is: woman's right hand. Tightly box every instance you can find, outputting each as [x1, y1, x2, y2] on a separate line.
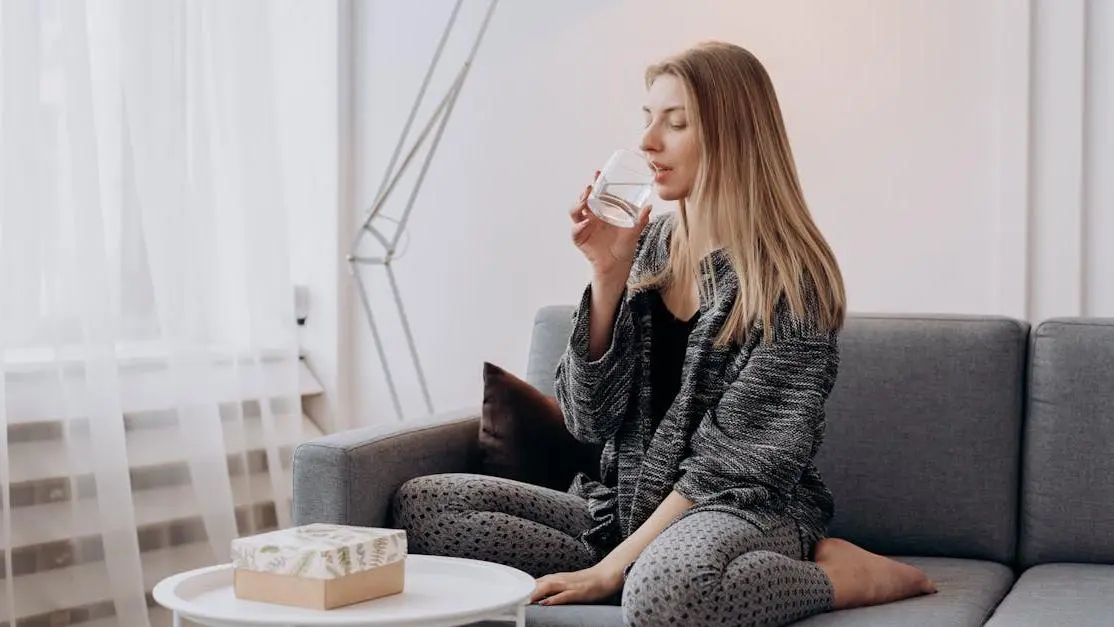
[570, 171, 652, 280]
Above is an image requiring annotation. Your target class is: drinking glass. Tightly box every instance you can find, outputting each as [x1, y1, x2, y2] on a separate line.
[587, 149, 654, 228]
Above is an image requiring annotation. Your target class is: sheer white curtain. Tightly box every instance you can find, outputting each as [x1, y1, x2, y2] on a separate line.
[0, 1, 300, 625]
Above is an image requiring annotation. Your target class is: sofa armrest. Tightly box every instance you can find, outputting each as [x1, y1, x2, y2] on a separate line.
[292, 407, 481, 528]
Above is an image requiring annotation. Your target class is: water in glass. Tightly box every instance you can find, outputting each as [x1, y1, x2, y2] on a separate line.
[587, 149, 654, 228]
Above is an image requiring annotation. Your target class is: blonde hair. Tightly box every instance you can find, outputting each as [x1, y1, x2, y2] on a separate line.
[633, 41, 845, 346]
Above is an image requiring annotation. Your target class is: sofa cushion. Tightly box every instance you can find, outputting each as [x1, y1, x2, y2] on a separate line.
[478, 362, 601, 490]
[796, 557, 1014, 626]
[472, 558, 1011, 627]
[469, 605, 623, 627]
[985, 564, 1114, 626]
[523, 605, 624, 627]
[1018, 318, 1114, 568]
[815, 315, 1027, 563]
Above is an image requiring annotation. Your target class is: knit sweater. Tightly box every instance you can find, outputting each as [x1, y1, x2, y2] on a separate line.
[554, 211, 840, 558]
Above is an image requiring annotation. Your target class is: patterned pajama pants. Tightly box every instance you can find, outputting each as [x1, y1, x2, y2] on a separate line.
[391, 473, 834, 627]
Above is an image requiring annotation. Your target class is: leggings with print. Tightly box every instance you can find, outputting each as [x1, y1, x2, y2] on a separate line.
[391, 473, 834, 627]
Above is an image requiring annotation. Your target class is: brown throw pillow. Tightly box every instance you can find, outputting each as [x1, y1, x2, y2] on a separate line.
[478, 362, 602, 491]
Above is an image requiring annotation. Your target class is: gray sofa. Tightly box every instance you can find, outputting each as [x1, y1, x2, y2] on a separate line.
[292, 309, 1114, 626]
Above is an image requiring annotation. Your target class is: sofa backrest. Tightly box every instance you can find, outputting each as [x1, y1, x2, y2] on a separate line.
[817, 315, 1027, 564]
[527, 305, 577, 395]
[526, 307, 1028, 564]
[1018, 318, 1114, 568]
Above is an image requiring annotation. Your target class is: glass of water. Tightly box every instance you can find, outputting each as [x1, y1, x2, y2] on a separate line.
[587, 149, 655, 228]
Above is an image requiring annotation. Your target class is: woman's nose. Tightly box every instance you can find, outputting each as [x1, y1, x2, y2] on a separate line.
[640, 125, 662, 154]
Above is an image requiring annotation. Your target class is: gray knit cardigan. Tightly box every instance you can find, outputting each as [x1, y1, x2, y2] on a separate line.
[555, 211, 840, 558]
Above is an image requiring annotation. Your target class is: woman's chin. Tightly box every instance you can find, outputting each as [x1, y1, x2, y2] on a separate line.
[655, 186, 684, 202]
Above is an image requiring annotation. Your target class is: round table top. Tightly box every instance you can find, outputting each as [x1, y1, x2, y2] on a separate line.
[152, 554, 535, 627]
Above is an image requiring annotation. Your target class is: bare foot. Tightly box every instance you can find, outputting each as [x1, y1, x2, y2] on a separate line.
[814, 538, 937, 610]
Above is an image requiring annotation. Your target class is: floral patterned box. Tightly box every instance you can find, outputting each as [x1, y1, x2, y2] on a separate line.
[230, 523, 407, 610]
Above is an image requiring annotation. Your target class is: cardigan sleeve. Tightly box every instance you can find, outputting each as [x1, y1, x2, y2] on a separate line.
[554, 213, 672, 444]
[554, 283, 639, 443]
[673, 321, 840, 511]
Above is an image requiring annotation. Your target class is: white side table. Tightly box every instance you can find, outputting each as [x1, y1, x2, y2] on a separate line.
[152, 555, 536, 627]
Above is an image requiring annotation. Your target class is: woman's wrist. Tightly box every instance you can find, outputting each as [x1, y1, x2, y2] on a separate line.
[592, 267, 629, 292]
[590, 558, 628, 587]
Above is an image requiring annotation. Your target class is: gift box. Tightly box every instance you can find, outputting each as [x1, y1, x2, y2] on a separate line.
[230, 523, 407, 610]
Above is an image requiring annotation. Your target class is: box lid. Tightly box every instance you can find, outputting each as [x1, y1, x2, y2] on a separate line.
[231, 523, 407, 579]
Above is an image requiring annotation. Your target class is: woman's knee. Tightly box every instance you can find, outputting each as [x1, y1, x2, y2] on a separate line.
[623, 548, 809, 627]
[391, 473, 463, 526]
[622, 550, 719, 626]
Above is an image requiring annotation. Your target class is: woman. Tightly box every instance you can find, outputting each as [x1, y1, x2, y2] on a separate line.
[393, 41, 935, 626]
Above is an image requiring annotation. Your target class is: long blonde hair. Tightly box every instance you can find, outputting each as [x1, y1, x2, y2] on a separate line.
[634, 41, 845, 346]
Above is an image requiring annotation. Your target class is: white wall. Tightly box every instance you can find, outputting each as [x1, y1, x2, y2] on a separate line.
[1087, 0, 1114, 317]
[1028, 0, 1114, 322]
[348, 0, 1114, 426]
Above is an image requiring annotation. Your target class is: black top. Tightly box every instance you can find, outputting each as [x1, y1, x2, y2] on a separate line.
[648, 289, 699, 434]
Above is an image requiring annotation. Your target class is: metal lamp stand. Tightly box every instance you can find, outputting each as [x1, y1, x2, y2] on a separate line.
[348, 0, 499, 421]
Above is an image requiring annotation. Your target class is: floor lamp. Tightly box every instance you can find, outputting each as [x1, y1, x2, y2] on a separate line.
[348, 0, 499, 422]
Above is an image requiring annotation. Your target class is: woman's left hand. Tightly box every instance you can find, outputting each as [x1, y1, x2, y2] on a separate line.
[531, 564, 625, 606]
